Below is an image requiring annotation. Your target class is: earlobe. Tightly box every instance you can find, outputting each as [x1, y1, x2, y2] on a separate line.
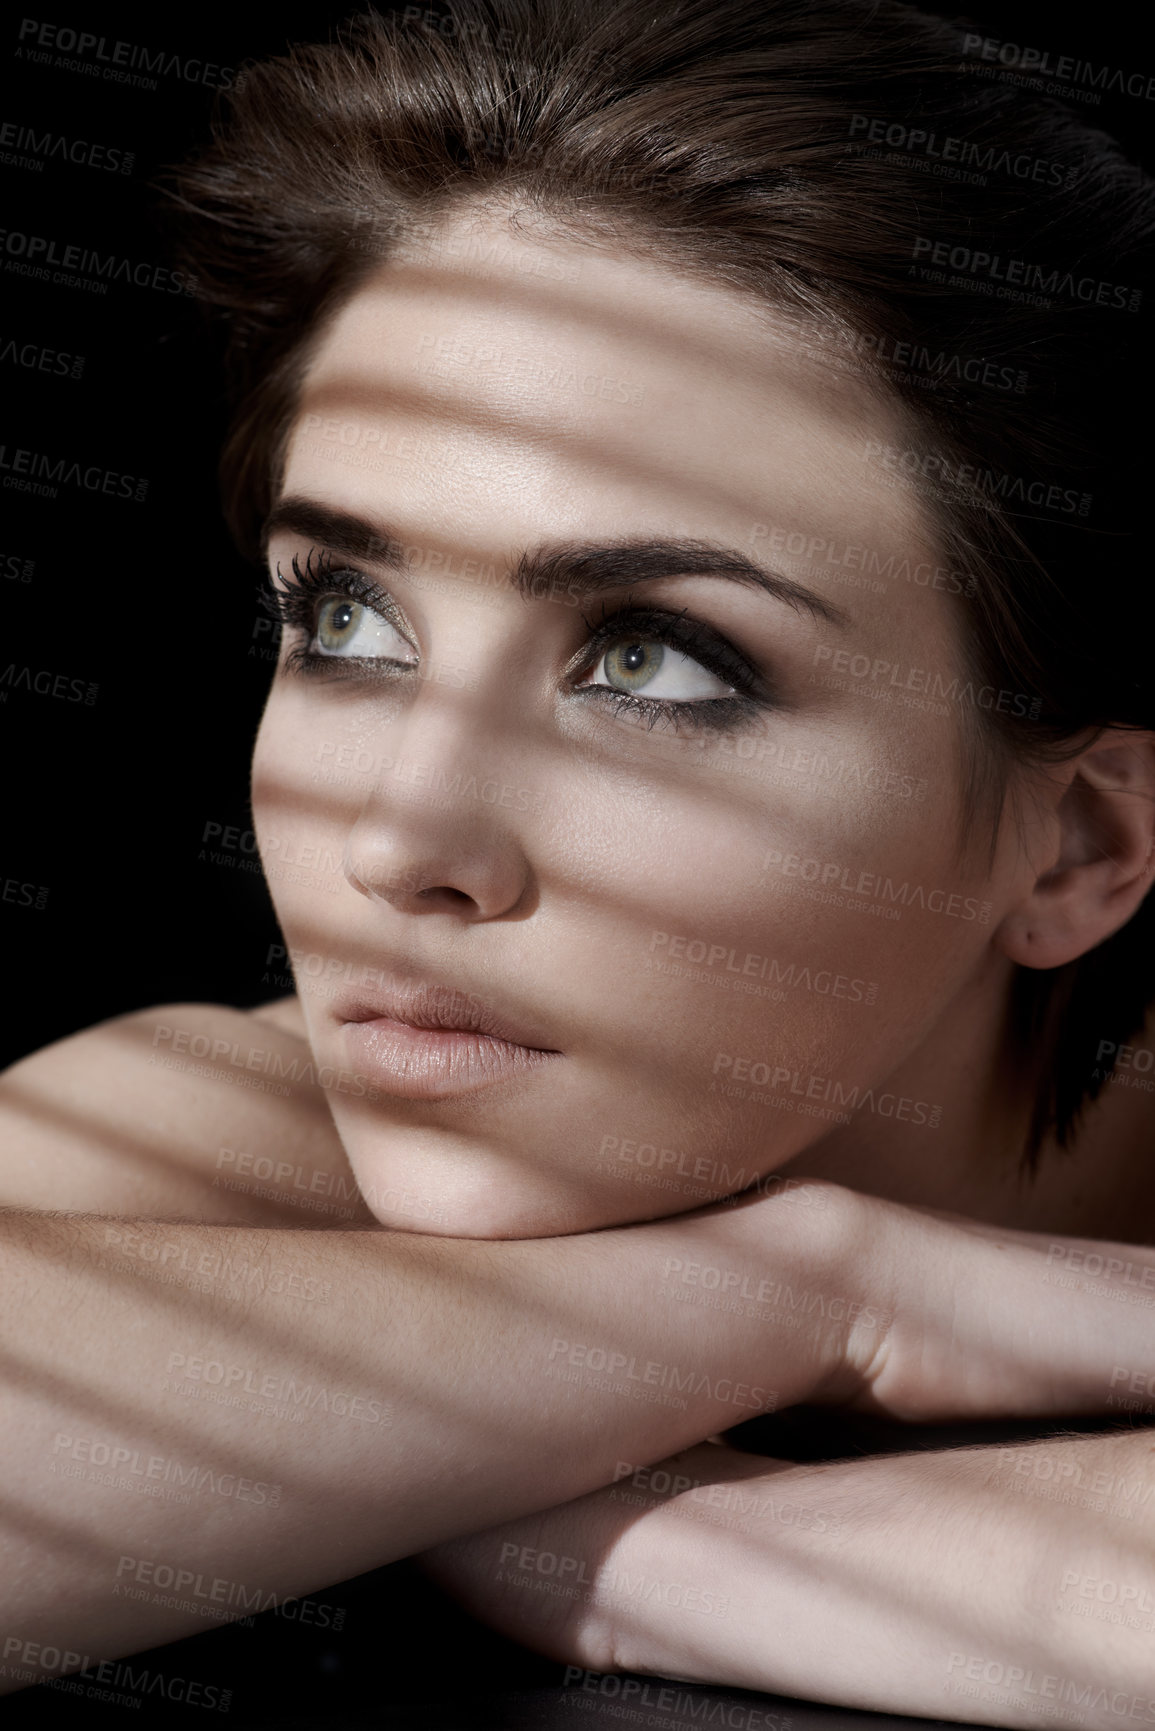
[996, 730, 1155, 972]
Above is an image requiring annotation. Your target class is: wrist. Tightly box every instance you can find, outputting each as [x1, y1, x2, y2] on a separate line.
[578, 1444, 787, 1687]
[581, 1177, 868, 1423]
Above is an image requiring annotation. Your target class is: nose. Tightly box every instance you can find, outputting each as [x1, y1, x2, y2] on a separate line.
[342, 711, 537, 921]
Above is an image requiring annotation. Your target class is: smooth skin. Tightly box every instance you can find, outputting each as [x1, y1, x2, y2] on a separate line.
[255, 200, 1155, 1241]
[2, 205, 1154, 1726]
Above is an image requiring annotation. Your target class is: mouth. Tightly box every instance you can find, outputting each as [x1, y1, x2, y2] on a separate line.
[332, 978, 562, 1101]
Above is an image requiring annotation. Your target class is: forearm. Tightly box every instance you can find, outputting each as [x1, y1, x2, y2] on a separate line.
[0, 1191, 846, 1677]
[571, 1433, 1155, 1729]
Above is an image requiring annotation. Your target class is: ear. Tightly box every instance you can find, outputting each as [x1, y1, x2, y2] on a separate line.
[996, 729, 1155, 971]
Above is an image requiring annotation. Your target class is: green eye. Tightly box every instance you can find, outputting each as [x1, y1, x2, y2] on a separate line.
[604, 641, 666, 689]
[317, 598, 363, 652]
[588, 637, 733, 701]
[310, 596, 416, 661]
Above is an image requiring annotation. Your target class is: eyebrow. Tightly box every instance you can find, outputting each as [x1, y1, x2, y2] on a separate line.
[262, 497, 851, 629]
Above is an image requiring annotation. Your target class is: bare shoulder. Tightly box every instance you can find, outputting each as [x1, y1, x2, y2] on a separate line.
[0, 999, 373, 1224]
[246, 994, 310, 1040]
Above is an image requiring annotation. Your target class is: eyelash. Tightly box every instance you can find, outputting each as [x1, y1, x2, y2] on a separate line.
[572, 596, 765, 733]
[263, 552, 411, 677]
[262, 553, 769, 734]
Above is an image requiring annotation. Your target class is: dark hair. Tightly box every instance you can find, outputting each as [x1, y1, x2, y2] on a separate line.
[165, 0, 1154, 1172]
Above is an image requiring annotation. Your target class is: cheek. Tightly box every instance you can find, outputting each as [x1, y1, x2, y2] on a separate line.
[570, 888, 977, 1203]
[250, 693, 356, 941]
[252, 699, 311, 863]
[603, 884, 971, 1093]
[571, 752, 984, 1132]
[583, 735, 973, 985]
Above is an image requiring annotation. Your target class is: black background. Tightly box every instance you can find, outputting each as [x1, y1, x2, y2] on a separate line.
[1, 4, 1151, 1727]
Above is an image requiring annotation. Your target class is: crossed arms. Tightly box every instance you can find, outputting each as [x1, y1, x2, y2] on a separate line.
[1, 1004, 1153, 1727]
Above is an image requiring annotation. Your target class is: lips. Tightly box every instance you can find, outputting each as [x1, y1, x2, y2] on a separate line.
[334, 978, 558, 1051]
[331, 973, 562, 1101]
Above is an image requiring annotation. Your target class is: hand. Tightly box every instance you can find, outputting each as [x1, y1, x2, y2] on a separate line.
[643, 1179, 1155, 1426]
[420, 1441, 768, 1674]
[423, 1194, 1155, 1713]
[818, 1188, 1155, 1423]
[425, 1423, 1155, 1727]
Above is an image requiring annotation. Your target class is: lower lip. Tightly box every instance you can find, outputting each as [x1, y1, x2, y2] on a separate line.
[340, 1016, 559, 1100]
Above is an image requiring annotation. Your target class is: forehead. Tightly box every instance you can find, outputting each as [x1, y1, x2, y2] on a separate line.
[285, 206, 937, 567]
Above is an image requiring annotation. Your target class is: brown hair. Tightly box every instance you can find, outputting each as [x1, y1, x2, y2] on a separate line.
[164, 0, 1154, 1171]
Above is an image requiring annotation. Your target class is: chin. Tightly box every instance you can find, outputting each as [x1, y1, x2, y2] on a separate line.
[344, 1144, 696, 1240]
[357, 1192, 643, 1241]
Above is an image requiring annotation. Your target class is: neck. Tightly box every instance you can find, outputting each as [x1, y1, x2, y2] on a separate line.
[778, 953, 1155, 1240]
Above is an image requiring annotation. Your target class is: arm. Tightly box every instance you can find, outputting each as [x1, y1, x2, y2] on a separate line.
[0, 1184, 854, 1687]
[423, 1203, 1155, 1727]
[424, 1432, 1155, 1731]
[0, 1001, 857, 1681]
[4, 1008, 1152, 1692]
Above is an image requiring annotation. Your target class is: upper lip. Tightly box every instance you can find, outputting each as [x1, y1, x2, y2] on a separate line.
[333, 975, 560, 1051]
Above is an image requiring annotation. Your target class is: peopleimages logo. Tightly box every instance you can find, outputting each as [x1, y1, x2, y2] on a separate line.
[759, 845, 992, 924]
[848, 113, 1077, 187]
[545, 1339, 776, 1413]
[0, 337, 84, 378]
[16, 19, 238, 90]
[0, 229, 196, 295]
[0, 444, 147, 501]
[861, 437, 1093, 520]
[164, 1352, 389, 1425]
[0, 664, 98, 703]
[711, 1053, 941, 1128]
[648, 930, 879, 1003]
[51, 1432, 281, 1507]
[0, 121, 133, 173]
[946, 1651, 1155, 1722]
[959, 32, 1155, 104]
[115, 1554, 346, 1628]
[1, 1638, 231, 1711]
[911, 237, 1141, 313]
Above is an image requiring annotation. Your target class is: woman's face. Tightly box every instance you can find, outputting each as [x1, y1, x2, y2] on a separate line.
[252, 205, 1024, 1237]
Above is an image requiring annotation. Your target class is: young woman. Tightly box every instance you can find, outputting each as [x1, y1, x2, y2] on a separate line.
[2, 1, 1153, 1723]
